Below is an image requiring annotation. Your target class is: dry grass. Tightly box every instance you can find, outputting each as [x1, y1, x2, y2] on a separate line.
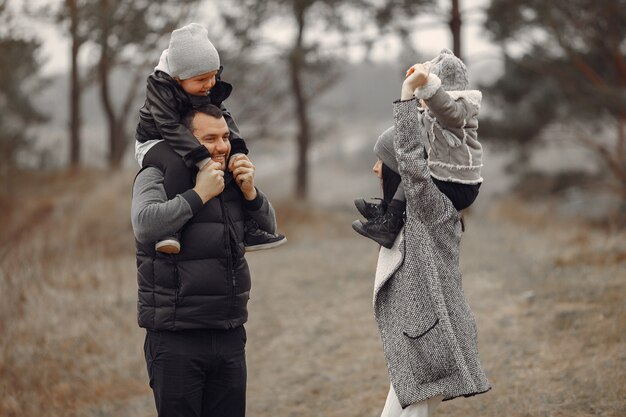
[0, 173, 624, 417]
[0, 169, 148, 417]
[471, 196, 626, 417]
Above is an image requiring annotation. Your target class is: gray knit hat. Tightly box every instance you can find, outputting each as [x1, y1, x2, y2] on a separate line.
[428, 48, 468, 91]
[167, 23, 220, 80]
[374, 126, 399, 174]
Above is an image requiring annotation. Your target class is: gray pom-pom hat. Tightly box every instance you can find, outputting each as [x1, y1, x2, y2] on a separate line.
[427, 48, 468, 91]
[162, 23, 220, 80]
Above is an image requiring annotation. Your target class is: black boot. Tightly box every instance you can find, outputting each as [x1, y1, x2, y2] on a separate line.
[354, 198, 386, 220]
[351, 199, 405, 249]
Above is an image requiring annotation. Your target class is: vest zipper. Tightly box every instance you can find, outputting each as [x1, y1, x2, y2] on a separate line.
[219, 195, 236, 314]
[174, 262, 180, 303]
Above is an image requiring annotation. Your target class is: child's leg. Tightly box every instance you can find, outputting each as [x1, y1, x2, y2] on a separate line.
[143, 141, 194, 199]
[352, 183, 406, 249]
[143, 142, 193, 254]
[388, 182, 407, 214]
[244, 215, 287, 252]
[135, 139, 162, 167]
[431, 178, 481, 211]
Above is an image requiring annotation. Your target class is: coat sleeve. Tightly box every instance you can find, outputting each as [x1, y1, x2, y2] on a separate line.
[414, 74, 473, 130]
[421, 88, 471, 130]
[146, 78, 210, 167]
[392, 98, 458, 225]
[220, 103, 249, 156]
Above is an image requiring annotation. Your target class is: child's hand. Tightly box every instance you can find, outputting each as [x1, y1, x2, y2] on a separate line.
[401, 62, 430, 100]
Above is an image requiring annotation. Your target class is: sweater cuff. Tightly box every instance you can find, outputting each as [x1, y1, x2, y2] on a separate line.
[244, 188, 264, 211]
[183, 145, 210, 168]
[230, 138, 249, 156]
[393, 97, 418, 104]
[414, 74, 442, 100]
[181, 189, 204, 215]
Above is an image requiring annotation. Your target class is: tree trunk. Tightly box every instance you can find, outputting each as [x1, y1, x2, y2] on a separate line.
[97, 28, 119, 167]
[289, 5, 310, 200]
[450, 0, 462, 59]
[67, 0, 81, 167]
[109, 124, 126, 169]
[616, 116, 626, 201]
[97, 0, 126, 168]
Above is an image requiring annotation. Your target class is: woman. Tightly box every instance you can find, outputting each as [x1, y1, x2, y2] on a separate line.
[364, 65, 491, 416]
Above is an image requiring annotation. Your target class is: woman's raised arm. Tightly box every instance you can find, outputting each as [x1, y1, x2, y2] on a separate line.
[393, 98, 457, 225]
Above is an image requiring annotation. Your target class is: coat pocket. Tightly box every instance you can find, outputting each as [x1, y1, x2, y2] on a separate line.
[403, 318, 456, 385]
[403, 318, 440, 340]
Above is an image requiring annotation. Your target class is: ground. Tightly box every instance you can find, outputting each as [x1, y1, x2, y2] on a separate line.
[0, 160, 624, 417]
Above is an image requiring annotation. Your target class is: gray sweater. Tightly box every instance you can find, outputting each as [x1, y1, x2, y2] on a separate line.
[131, 166, 276, 244]
[373, 98, 490, 408]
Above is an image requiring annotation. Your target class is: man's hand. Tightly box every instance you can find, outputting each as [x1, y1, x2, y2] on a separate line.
[401, 62, 430, 100]
[194, 161, 225, 204]
[229, 154, 257, 201]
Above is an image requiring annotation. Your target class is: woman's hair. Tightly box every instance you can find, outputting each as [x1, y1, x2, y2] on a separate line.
[381, 163, 401, 204]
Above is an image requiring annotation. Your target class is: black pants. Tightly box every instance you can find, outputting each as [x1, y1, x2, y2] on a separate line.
[144, 326, 247, 417]
[143, 141, 193, 200]
[431, 178, 481, 211]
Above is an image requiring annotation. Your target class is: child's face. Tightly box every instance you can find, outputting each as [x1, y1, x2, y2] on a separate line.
[178, 70, 218, 96]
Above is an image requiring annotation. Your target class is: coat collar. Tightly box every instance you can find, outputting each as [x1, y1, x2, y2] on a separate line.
[446, 89, 482, 111]
[373, 227, 405, 303]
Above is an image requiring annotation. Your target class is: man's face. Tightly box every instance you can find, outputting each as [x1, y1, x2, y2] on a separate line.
[192, 113, 231, 170]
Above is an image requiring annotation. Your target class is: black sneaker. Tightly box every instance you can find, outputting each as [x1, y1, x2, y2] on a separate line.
[155, 236, 181, 254]
[354, 198, 386, 220]
[244, 219, 287, 252]
[351, 211, 404, 249]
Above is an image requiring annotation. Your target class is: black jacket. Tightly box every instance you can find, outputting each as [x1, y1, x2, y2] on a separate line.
[135, 147, 252, 331]
[135, 68, 248, 168]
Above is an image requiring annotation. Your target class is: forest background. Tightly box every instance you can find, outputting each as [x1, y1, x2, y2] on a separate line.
[0, 0, 624, 416]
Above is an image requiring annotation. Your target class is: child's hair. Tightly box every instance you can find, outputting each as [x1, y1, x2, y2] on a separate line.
[381, 163, 402, 204]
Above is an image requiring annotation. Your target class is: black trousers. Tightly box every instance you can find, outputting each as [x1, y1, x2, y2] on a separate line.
[431, 178, 481, 211]
[144, 326, 247, 417]
[143, 141, 192, 200]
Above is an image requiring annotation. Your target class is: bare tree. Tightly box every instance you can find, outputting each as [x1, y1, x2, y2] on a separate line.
[26, 0, 90, 167]
[65, 0, 84, 167]
[483, 0, 626, 202]
[0, 1, 47, 186]
[233, 0, 434, 199]
[86, 0, 200, 168]
[449, 0, 461, 58]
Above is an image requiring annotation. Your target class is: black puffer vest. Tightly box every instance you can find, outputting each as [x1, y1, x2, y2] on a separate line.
[135, 144, 251, 331]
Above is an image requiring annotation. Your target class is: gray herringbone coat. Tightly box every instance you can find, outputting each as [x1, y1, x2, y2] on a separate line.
[373, 98, 490, 408]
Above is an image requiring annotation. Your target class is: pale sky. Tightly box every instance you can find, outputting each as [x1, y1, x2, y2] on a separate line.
[12, 0, 500, 77]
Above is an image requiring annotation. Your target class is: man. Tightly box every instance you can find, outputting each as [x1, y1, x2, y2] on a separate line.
[131, 104, 277, 417]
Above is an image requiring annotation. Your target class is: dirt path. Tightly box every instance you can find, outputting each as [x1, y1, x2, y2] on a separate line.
[82, 153, 621, 417]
